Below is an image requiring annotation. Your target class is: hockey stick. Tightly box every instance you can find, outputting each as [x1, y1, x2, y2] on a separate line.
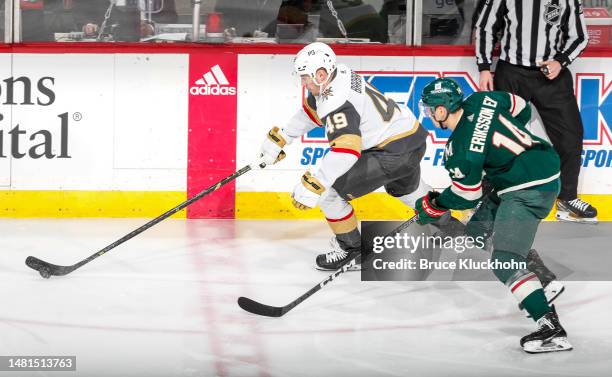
[237, 214, 419, 317]
[25, 160, 269, 279]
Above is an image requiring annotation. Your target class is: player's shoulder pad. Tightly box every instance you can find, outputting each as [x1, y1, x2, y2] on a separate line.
[487, 90, 516, 105]
[316, 64, 354, 118]
[464, 91, 503, 112]
[463, 92, 488, 107]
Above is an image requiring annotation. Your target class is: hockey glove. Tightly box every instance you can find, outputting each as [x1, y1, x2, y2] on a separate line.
[291, 172, 325, 210]
[415, 191, 449, 225]
[257, 126, 290, 168]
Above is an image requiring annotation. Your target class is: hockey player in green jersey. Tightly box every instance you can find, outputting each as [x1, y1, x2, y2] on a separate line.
[416, 78, 572, 354]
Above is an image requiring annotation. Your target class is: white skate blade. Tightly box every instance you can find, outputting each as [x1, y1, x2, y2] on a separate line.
[556, 211, 598, 224]
[524, 281, 565, 318]
[523, 337, 573, 354]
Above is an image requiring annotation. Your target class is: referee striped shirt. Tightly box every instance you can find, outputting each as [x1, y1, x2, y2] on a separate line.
[474, 0, 589, 71]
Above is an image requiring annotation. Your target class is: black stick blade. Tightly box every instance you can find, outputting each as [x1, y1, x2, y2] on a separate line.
[25, 256, 73, 277]
[237, 296, 285, 317]
[25, 256, 50, 271]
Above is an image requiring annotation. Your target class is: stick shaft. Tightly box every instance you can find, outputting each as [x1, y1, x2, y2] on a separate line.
[74, 165, 253, 269]
[304, 216, 418, 298]
[26, 165, 254, 276]
[267, 215, 420, 316]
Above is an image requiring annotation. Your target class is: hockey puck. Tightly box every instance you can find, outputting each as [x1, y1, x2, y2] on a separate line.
[39, 269, 51, 279]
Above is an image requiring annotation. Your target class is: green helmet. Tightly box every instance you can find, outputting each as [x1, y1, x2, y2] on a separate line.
[420, 78, 464, 113]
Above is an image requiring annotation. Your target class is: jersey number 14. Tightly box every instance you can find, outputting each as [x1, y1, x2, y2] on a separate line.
[492, 114, 537, 155]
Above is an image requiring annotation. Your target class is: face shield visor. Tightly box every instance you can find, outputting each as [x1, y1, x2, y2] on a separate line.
[418, 99, 436, 121]
[419, 99, 449, 129]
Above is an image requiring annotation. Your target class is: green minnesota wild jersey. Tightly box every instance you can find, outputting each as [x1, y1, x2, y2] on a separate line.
[437, 91, 561, 210]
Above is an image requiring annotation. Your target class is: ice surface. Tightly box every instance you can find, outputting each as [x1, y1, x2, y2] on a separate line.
[0, 219, 611, 377]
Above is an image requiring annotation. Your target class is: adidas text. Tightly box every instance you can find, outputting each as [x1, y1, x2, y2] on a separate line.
[190, 85, 236, 96]
[191, 64, 236, 96]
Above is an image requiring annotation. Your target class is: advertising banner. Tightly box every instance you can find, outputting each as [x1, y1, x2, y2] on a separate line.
[0, 47, 610, 219]
[1, 53, 188, 217]
[187, 52, 238, 218]
[236, 53, 612, 219]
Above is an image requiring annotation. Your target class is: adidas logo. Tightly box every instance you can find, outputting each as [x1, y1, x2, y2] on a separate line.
[190, 64, 236, 96]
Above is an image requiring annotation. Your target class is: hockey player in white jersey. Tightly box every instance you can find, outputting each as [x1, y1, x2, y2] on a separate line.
[257, 42, 433, 270]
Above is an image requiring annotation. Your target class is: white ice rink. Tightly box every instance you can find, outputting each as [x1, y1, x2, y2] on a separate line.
[1, 219, 611, 377]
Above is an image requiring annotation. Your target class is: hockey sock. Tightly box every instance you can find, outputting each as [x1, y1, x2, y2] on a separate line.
[325, 208, 360, 252]
[509, 273, 551, 321]
[492, 250, 551, 321]
[326, 209, 358, 236]
[336, 228, 361, 251]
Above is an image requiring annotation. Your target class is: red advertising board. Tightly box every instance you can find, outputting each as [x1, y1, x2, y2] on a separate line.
[187, 52, 238, 218]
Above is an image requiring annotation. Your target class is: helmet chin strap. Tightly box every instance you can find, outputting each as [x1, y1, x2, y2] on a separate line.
[435, 107, 450, 129]
[312, 68, 334, 96]
[314, 79, 326, 96]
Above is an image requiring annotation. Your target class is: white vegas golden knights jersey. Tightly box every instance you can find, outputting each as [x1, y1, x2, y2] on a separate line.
[295, 64, 423, 152]
[283, 64, 427, 189]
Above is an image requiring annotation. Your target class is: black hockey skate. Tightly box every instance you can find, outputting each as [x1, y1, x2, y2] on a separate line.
[315, 237, 361, 271]
[556, 198, 598, 224]
[520, 306, 572, 354]
[519, 249, 565, 317]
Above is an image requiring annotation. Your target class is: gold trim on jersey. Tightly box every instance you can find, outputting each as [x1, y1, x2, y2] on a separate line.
[330, 134, 362, 153]
[375, 120, 421, 148]
[303, 96, 322, 125]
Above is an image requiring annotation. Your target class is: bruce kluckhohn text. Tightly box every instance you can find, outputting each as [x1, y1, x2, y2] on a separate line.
[372, 258, 528, 271]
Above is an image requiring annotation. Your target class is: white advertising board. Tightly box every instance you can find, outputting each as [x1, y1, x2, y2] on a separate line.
[1, 53, 188, 191]
[237, 53, 612, 195]
[0, 53, 12, 187]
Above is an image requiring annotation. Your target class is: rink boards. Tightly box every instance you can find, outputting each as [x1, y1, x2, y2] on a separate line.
[0, 45, 610, 219]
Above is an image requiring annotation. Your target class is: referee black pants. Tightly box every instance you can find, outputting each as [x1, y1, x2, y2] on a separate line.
[493, 60, 583, 201]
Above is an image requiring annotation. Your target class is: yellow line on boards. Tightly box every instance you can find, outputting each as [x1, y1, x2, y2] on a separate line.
[236, 192, 612, 221]
[2, 190, 609, 220]
[0, 191, 187, 218]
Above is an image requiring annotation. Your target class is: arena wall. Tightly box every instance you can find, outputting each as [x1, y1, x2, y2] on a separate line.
[0, 44, 610, 220]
